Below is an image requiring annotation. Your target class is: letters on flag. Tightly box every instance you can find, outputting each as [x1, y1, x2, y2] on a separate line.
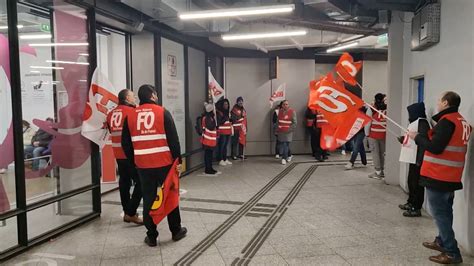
[81, 68, 120, 148]
[335, 52, 362, 86]
[209, 68, 225, 103]
[150, 159, 180, 225]
[310, 73, 365, 127]
[269, 83, 286, 108]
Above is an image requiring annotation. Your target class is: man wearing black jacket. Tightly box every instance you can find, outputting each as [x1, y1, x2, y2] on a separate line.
[408, 91, 471, 264]
[122, 85, 187, 247]
[398, 102, 430, 217]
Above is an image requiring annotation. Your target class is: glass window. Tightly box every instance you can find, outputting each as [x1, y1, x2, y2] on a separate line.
[0, 216, 18, 252]
[0, 0, 17, 213]
[17, 3, 92, 203]
[27, 191, 92, 239]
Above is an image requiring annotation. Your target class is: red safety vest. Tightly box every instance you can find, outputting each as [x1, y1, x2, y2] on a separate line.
[106, 105, 134, 160]
[201, 116, 217, 147]
[127, 103, 173, 169]
[316, 112, 329, 128]
[278, 108, 294, 133]
[421, 112, 471, 183]
[306, 109, 316, 128]
[217, 111, 233, 136]
[232, 107, 246, 131]
[369, 109, 387, 139]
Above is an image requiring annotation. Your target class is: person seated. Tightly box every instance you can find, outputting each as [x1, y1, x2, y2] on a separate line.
[22, 120, 36, 152]
[24, 118, 53, 171]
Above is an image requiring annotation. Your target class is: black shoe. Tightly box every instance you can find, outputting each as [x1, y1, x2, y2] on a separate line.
[238, 155, 247, 160]
[144, 236, 157, 247]
[172, 227, 187, 241]
[315, 156, 324, 162]
[398, 203, 412, 211]
[403, 208, 421, 217]
[323, 155, 329, 160]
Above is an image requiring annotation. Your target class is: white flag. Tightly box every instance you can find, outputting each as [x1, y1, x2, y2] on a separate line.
[208, 68, 225, 103]
[399, 118, 426, 164]
[269, 83, 286, 108]
[81, 68, 120, 148]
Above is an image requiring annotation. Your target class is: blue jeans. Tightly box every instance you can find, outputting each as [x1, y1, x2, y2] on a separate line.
[426, 188, 461, 259]
[217, 135, 230, 161]
[349, 130, 367, 165]
[24, 145, 46, 171]
[279, 141, 290, 160]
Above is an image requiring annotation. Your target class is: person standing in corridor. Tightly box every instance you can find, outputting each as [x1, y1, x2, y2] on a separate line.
[367, 93, 387, 179]
[276, 100, 297, 165]
[202, 102, 220, 176]
[409, 91, 471, 264]
[122, 84, 187, 247]
[106, 89, 143, 225]
[216, 98, 233, 166]
[231, 97, 247, 160]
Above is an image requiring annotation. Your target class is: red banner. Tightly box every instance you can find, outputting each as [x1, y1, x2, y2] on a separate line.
[335, 52, 362, 86]
[320, 111, 371, 150]
[150, 159, 180, 225]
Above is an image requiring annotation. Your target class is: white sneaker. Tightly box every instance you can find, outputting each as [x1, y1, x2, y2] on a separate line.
[219, 160, 227, 166]
[287, 156, 293, 162]
[215, 171, 222, 175]
[345, 163, 354, 170]
[281, 159, 287, 165]
[225, 160, 232, 165]
[275, 154, 280, 159]
[341, 150, 346, 155]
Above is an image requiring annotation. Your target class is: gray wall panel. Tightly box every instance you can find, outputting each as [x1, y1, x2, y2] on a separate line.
[187, 47, 206, 168]
[131, 32, 154, 91]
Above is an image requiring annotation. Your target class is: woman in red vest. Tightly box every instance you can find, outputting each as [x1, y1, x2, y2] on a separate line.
[276, 100, 297, 165]
[202, 103, 220, 176]
[367, 93, 387, 179]
[216, 98, 232, 166]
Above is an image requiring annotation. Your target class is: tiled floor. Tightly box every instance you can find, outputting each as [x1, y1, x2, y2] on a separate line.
[5, 155, 474, 265]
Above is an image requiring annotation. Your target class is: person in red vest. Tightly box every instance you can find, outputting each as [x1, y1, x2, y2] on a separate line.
[231, 97, 247, 160]
[106, 89, 143, 225]
[216, 98, 232, 166]
[202, 102, 220, 175]
[408, 91, 471, 264]
[121, 85, 187, 247]
[367, 93, 387, 179]
[305, 107, 328, 162]
[276, 100, 297, 165]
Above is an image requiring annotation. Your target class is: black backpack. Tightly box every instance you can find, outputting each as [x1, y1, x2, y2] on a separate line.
[195, 115, 203, 135]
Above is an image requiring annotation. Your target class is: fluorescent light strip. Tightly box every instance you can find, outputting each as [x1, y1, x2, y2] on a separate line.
[179, 4, 294, 20]
[0, 25, 24, 30]
[46, 60, 89, 65]
[29, 43, 89, 47]
[30, 66, 64, 70]
[326, 42, 359, 53]
[20, 34, 52, 40]
[222, 30, 307, 41]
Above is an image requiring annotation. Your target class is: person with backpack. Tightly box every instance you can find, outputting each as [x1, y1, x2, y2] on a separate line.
[202, 102, 220, 176]
[216, 98, 232, 166]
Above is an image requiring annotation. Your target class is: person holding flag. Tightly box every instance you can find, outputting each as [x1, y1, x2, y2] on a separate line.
[276, 100, 297, 165]
[231, 97, 247, 160]
[106, 89, 143, 225]
[121, 84, 187, 247]
[367, 93, 388, 179]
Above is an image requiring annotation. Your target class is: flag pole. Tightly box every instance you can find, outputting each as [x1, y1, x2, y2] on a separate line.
[356, 82, 408, 133]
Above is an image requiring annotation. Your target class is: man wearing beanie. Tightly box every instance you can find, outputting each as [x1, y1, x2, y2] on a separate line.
[231, 97, 247, 160]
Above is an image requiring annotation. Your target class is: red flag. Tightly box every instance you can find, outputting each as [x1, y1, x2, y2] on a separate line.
[335, 53, 362, 86]
[150, 159, 180, 225]
[320, 111, 371, 150]
[239, 118, 247, 146]
[310, 73, 365, 127]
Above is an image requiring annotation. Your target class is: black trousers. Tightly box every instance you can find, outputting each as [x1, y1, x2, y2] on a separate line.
[231, 132, 244, 157]
[310, 128, 323, 157]
[407, 164, 425, 210]
[117, 159, 142, 216]
[137, 165, 182, 239]
[204, 148, 214, 173]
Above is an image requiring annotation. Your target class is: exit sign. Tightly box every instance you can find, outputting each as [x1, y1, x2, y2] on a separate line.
[40, 24, 50, 32]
